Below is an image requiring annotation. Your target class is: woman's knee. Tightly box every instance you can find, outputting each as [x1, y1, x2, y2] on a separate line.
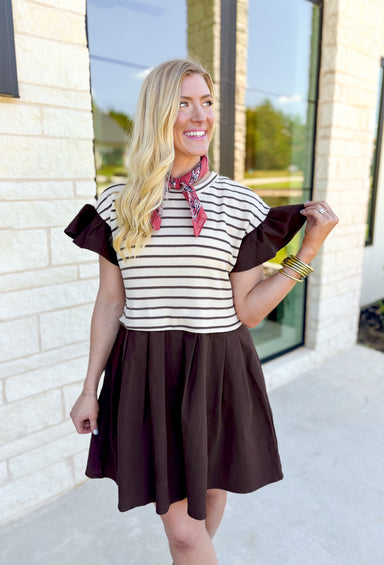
[169, 520, 205, 551]
[161, 502, 206, 551]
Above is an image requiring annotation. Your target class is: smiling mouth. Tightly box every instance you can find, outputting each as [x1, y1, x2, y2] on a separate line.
[184, 131, 206, 138]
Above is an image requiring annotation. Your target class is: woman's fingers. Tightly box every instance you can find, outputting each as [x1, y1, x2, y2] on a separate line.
[70, 395, 99, 434]
[300, 200, 339, 225]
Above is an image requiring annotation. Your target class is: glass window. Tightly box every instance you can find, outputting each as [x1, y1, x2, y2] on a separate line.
[366, 58, 384, 246]
[244, 0, 322, 360]
[0, 0, 19, 98]
[87, 0, 187, 192]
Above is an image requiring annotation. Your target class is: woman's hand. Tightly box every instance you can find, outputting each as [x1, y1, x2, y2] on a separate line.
[298, 200, 339, 262]
[70, 393, 99, 435]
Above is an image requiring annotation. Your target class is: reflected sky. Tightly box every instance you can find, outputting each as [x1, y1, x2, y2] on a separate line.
[87, 0, 317, 119]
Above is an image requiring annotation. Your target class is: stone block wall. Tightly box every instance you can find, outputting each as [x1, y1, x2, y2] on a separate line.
[0, 0, 97, 523]
[306, 0, 384, 353]
[187, 0, 221, 170]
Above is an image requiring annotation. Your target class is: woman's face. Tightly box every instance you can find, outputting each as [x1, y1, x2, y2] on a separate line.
[172, 73, 215, 176]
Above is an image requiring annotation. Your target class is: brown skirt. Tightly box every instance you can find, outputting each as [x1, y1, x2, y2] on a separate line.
[85, 324, 283, 520]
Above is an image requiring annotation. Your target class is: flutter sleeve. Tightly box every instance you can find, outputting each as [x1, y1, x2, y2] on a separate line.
[64, 203, 119, 265]
[232, 204, 306, 272]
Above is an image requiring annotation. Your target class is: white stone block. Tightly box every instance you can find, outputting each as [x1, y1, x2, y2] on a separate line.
[79, 262, 98, 279]
[0, 136, 95, 179]
[1, 279, 97, 319]
[40, 303, 94, 350]
[75, 180, 97, 197]
[5, 357, 88, 402]
[9, 432, 89, 480]
[0, 460, 74, 524]
[0, 230, 48, 274]
[42, 107, 94, 139]
[0, 266, 78, 293]
[62, 382, 84, 416]
[0, 102, 41, 135]
[0, 199, 89, 230]
[32, 0, 86, 14]
[0, 390, 63, 445]
[0, 317, 39, 363]
[18, 83, 91, 110]
[13, 0, 86, 45]
[1, 420, 73, 461]
[51, 226, 99, 265]
[0, 180, 73, 200]
[0, 341, 88, 380]
[73, 449, 89, 484]
[15, 35, 90, 90]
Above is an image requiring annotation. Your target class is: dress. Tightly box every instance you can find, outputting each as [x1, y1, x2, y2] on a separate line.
[65, 172, 306, 520]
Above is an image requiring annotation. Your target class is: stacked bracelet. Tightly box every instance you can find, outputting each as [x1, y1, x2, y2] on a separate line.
[81, 390, 97, 397]
[279, 254, 314, 283]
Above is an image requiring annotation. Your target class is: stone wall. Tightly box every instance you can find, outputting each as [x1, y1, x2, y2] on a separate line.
[0, 0, 97, 523]
[187, 0, 221, 171]
[305, 0, 384, 352]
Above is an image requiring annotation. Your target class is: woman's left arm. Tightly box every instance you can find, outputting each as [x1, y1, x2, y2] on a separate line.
[230, 201, 339, 328]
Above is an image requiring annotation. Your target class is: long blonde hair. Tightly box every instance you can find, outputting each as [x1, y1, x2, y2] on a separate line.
[114, 59, 214, 259]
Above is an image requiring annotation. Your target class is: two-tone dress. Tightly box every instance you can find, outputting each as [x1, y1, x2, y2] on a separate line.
[65, 171, 305, 520]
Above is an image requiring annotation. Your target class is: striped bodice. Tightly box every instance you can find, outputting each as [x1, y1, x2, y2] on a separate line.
[96, 172, 270, 333]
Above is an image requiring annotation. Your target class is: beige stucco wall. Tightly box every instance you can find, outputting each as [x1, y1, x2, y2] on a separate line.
[0, 0, 97, 523]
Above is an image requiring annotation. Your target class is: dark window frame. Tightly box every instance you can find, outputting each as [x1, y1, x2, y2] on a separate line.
[220, 0, 323, 362]
[0, 0, 19, 98]
[366, 56, 384, 246]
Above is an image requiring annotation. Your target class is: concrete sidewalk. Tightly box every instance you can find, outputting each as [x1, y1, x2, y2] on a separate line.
[1, 344, 383, 565]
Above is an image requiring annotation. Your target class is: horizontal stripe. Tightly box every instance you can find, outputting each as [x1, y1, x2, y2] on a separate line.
[124, 304, 235, 311]
[95, 173, 269, 333]
[120, 320, 242, 332]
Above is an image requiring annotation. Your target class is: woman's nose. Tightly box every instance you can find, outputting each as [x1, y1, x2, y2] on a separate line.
[191, 105, 205, 122]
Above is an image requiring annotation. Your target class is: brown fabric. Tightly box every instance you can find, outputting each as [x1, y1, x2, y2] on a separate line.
[64, 204, 118, 265]
[232, 204, 306, 272]
[86, 324, 283, 520]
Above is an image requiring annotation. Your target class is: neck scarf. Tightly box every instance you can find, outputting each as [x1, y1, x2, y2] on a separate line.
[151, 155, 209, 237]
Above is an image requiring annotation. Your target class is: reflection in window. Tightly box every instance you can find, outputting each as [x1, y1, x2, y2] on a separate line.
[244, 0, 322, 360]
[366, 58, 384, 246]
[87, 0, 187, 191]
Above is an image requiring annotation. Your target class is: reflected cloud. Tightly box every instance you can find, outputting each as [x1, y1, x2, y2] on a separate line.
[278, 94, 303, 104]
[134, 67, 154, 79]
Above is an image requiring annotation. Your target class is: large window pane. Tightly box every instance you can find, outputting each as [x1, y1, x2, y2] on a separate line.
[366, 58, 384, 246]
[245, 0, 322, 360]
[87, 0, 187, 191]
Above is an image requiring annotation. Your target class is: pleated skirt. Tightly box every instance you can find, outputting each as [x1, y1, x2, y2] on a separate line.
[85, 324, 283, 520]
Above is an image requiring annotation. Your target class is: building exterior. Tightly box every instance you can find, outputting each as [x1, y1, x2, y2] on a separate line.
[1, 0, 383, 523]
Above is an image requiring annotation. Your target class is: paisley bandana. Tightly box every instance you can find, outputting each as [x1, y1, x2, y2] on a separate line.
[151, 155, 209, 237]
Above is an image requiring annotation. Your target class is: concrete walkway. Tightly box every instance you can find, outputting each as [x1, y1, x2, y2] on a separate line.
[1, 344, 383, 565]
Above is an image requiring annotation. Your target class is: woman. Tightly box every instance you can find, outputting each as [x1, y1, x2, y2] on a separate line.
[66, 59, 338, 564]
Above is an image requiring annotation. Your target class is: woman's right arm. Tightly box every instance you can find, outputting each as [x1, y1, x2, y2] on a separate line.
[70, 255, 125, 434]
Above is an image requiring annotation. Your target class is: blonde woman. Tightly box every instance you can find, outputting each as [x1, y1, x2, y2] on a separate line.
[66, 59, 338, 564]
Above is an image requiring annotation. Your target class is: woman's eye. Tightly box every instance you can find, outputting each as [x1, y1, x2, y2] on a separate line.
[179, 101, 188, 107]
[203, 100, 213, 106]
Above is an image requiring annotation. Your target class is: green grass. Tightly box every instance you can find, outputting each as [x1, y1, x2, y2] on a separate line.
[244, 169, 303, 179]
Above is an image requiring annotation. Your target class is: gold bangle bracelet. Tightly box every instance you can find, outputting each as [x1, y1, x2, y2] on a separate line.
[278, 269, 304, 283]
[281, 255, 313, 279]
[292, 255, 314, 272]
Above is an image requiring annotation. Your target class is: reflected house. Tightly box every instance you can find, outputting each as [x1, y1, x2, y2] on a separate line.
[92, 104, 128, 184]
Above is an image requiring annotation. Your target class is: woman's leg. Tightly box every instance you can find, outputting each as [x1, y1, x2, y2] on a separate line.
[160, 499, 218, 565]
[205, 489, 227, 539]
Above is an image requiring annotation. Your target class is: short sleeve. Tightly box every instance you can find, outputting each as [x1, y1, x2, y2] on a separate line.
[64, 204, 119, 265]
[232, 204, 306, 272]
